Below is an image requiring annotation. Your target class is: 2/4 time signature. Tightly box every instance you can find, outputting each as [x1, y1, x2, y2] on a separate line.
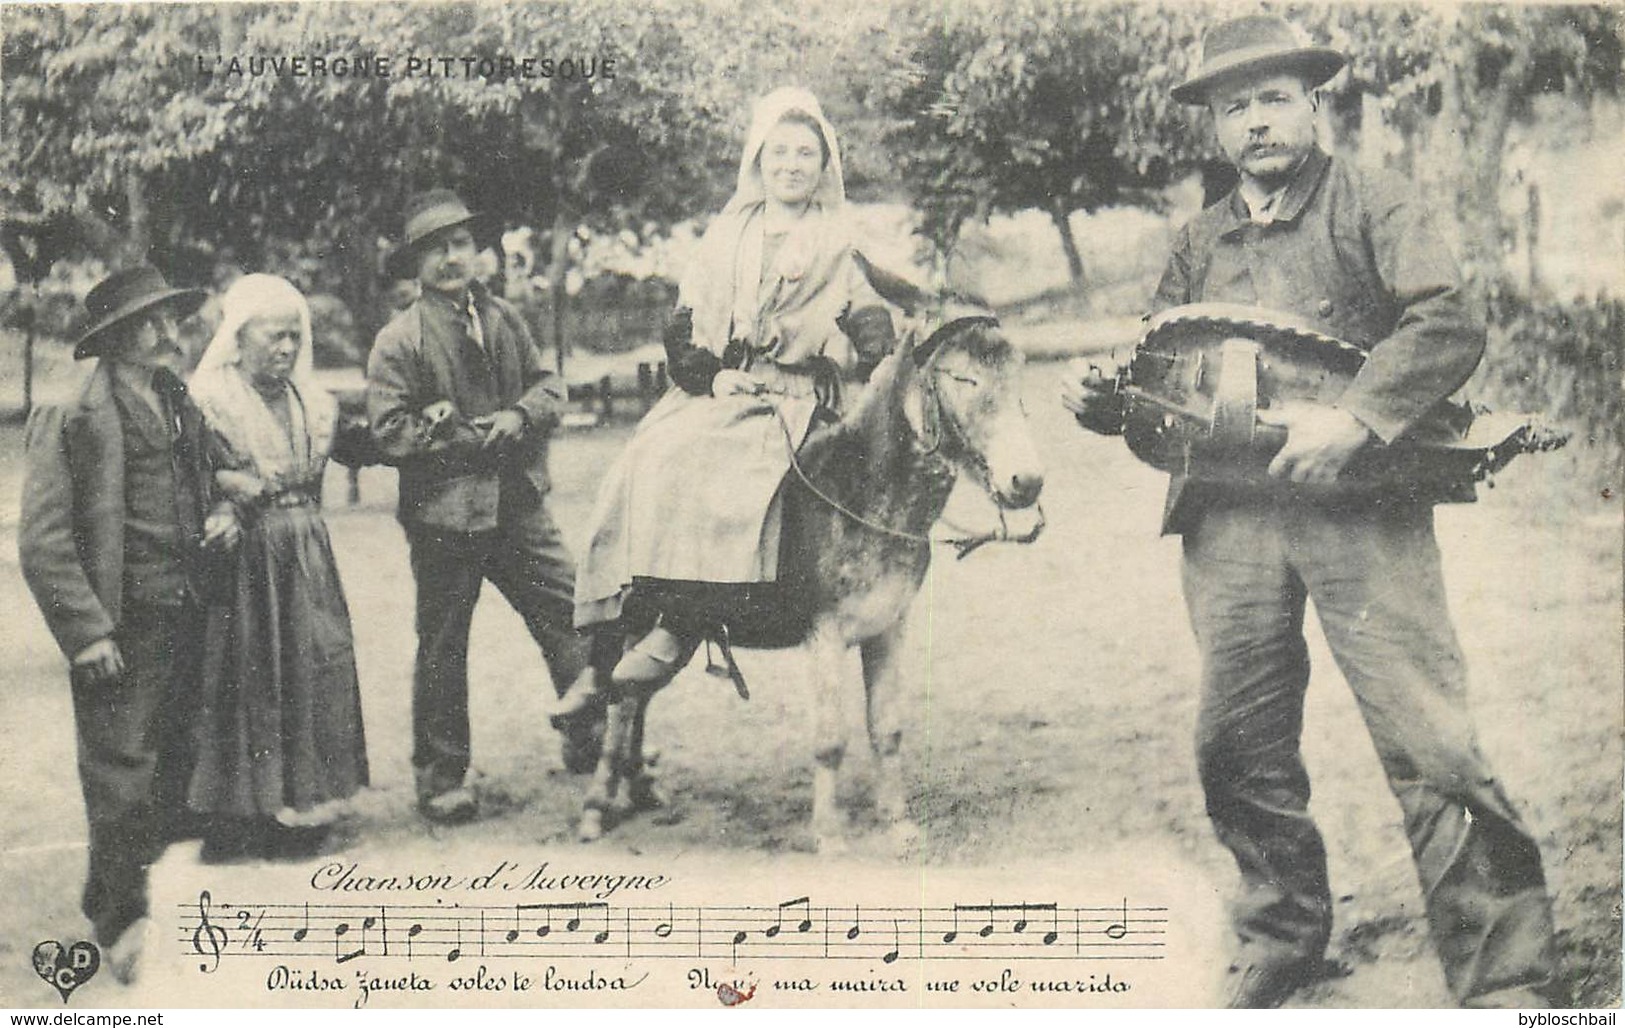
[182, 891, 1167, 972]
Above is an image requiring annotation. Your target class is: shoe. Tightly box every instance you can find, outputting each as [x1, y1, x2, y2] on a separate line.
[1221, 958, 1315, 1008]
[105, 918, 150, 986]
[418, 787, 479, 825]
[549, 668, 606, 728]
[264, 822, 332, 860]
[612, 626, 692, 686]
[1464, 982, 1568, 1009]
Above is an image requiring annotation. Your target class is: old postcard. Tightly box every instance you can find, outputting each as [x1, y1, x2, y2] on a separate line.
[2, 0, 1619, 1015]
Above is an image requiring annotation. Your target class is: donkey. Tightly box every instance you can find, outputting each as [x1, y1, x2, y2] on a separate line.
[578, 308, 1044, 853]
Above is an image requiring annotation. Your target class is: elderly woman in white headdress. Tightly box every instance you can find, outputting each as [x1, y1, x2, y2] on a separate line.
[569, 87, 897, 692]
[186, 274, 368, 860]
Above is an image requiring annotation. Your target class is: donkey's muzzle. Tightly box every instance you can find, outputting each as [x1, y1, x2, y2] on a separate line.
[996, 469, 1045, 510]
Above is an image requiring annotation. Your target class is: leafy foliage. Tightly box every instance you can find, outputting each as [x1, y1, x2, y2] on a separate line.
[874, 0, 1207, 284]
[1478, 285, 1623, 463]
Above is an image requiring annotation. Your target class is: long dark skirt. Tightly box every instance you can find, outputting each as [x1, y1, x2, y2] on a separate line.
[188, 505, 368, 819]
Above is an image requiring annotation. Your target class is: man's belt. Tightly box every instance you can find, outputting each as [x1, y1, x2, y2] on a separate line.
[1112, 304, 1568, 493]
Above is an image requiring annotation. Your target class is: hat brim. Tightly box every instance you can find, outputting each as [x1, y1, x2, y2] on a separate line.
[1172, 47, 1346, 105]
[384, 213, 498, 281]
[74, 288, 208, 360]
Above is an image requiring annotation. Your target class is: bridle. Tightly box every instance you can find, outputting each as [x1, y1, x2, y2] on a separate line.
[776, 317, 1044, 559]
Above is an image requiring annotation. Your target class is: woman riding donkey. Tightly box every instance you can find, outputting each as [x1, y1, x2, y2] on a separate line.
[565, 87, 901, 697]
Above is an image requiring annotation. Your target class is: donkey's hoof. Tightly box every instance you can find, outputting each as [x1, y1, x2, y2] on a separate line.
[578, 809, 605, 843]
[559, 719, 606, 775]
[629, 774, 665, 812]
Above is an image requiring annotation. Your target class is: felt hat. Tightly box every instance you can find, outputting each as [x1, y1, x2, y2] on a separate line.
[1172, 14, 1345, 105]
[73, 265, 207, 360]
[385, 189, 496, 279]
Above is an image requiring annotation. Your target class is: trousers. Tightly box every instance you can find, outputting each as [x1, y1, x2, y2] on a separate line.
[71, 601, 203, 944]
[1181, 496, 1557, 1001]
[405, 505, 589, 799]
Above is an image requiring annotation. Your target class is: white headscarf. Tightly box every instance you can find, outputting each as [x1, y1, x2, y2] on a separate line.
[191, 274, 337, 480]
[683, 87, 865, 362]
[724, 86, 846, 216]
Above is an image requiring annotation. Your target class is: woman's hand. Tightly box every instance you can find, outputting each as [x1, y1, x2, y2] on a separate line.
[215, 469, 266, 505]
[711, 370, 761, 397]
[71, 637, 124, 686]
[203, 504, 243, 551]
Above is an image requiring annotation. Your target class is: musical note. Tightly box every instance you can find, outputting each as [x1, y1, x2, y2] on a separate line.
[882, 919, 901, 965]
[524, 904, 552, 939]
[766, 896, 813, 939]
[1104, 898, 1129, 940]
[447, 918, 462, 963]
[334, 920, 358, 964]
[191, 891, 227, 973]
[172, 894, 1169, 967]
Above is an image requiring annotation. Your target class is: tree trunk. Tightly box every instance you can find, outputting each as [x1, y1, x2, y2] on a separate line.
[548, 204, 571, 378]
[22, 291, 36, 419]
[1458, 76, 1515, 293]
[124, 170, 150, 264]
[1048, 200, 1087, 295]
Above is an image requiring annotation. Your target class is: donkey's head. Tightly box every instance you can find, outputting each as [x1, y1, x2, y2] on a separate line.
[903, 315, 1045, 510]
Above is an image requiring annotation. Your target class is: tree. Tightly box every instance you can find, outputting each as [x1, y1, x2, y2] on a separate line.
[1304, 3, 1625, 290]
[875, 0, 1208, 295]
[0, 0, 834, 362]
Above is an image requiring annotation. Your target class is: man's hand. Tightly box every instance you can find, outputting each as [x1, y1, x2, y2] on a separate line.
[711, 370, 761, 398]
[202, 504, 242, 550]
[473, 408, 526, 451]
[72, 637, 124, 686]
[1258, 402, 1373, 484]
[421, 400, 459, 439]
[1060, 358, 1126, 436]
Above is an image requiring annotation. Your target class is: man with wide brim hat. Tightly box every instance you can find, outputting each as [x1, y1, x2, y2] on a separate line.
[368, 189, 612, 825]
[1170, 13, 1345, 105]
[73, 264, 207, 360]
[1063, 10, 1564, 1012]
[21, 264, 238, 985]
[383, 189, 498, 281]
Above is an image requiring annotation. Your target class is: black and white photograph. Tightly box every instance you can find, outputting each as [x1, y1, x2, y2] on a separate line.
[0, 0, 1620, 1014]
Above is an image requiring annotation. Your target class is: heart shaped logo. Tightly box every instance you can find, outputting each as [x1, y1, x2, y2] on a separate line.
[32, 940, 100, 1002]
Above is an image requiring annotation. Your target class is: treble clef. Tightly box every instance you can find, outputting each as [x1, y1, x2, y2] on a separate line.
[191, 890, 228, 973]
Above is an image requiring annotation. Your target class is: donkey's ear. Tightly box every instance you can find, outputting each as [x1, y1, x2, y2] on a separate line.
[852, 251, 929, 316]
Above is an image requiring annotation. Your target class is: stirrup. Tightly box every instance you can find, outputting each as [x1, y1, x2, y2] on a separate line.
[703, 624, 750, 700]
